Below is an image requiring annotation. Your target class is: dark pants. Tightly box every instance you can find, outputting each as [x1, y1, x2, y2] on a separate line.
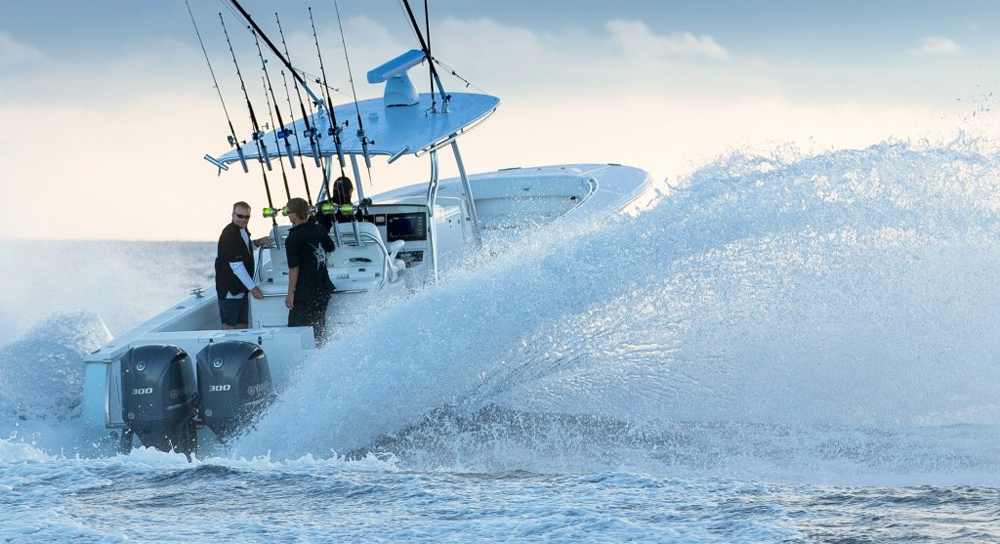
[288, 292, 332, 346]
[219, 296, 249, 327]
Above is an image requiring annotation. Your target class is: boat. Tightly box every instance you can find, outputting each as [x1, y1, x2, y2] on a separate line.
[79, 0, 654, 457]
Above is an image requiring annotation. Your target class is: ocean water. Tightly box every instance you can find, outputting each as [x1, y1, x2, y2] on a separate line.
[2, 141, 1000, 542]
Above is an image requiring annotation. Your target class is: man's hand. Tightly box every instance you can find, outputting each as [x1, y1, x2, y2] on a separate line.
[285, 292, 294, 309]
[253, 236, 270, 247]
[250, 286, 263, 300]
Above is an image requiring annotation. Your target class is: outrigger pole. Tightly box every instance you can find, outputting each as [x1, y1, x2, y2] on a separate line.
[184, 0, 248, 173]
[401, 0, 449, 111]
[399, 0, 482, 274]
[424, 0, 435, 111]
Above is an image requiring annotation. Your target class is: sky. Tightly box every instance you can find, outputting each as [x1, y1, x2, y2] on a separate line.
[3, 0, 1000, 241]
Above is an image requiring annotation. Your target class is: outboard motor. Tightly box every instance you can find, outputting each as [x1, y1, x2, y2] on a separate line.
[120, 345, 198, 457]
[196, 341, 275, 441]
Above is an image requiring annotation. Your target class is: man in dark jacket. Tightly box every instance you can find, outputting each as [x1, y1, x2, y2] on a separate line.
[215, 201, 267, 329]
[284, 197, 336, 346]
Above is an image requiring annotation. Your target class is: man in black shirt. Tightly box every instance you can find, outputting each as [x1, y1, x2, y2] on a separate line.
[215, 201, 267, 329]
[284, 197, 336, 346]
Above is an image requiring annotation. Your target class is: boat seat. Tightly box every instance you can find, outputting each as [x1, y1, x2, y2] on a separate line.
[329, 222, 406, 287]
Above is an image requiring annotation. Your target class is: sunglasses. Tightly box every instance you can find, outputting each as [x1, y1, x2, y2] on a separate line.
[234, 213, 251, 220]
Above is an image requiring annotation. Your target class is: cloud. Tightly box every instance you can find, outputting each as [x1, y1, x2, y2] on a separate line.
[913, 36, 961, 55]
[606, 19, 729, 60]
[0, 31, 43, 65]
[435, 16, 553, 66]
[0, 7, 982, 242]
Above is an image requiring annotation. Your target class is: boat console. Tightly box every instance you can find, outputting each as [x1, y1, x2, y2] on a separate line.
[249, 197, 473, 329]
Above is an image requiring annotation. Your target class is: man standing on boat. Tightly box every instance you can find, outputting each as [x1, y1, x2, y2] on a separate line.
[215, 201, 267, 329]
[284, 197, 336, 346]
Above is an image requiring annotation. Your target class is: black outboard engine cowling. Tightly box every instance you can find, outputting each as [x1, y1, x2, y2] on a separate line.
[120, 344, 198, 456]
[196, 341, 275, 441]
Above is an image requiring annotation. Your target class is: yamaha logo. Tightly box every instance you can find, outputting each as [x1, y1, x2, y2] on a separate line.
[136, 361, 146, 371]
[213, 358, 224, 368]
[170, 389, 179, 399]
[246, 382, 272, 396]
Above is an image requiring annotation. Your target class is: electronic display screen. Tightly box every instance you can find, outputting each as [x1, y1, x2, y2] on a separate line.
[386, 213, 427, 242]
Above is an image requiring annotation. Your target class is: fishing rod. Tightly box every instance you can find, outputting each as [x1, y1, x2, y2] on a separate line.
[220, 10, 278, 230]
[400, 0, 449, 111]
[262, 76, 293, 202]
[219, 12, 273, 172]
[281, 69, 313, 205]
[256, 161, 279, 228]
[248, 21, 296, 169]
[334, 0, 374, 180]
[302, 84, 329, 209]
[225, 0, 346, 187]
[227, 0, 320, 104]
[308, 6, 344, 209]
[276, 12, 322, 170]
[185, 0, 248, 173]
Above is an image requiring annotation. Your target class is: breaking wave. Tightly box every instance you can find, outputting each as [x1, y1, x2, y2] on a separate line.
[232, 138, 1000, 483]
[3, 142, 1000, 484]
